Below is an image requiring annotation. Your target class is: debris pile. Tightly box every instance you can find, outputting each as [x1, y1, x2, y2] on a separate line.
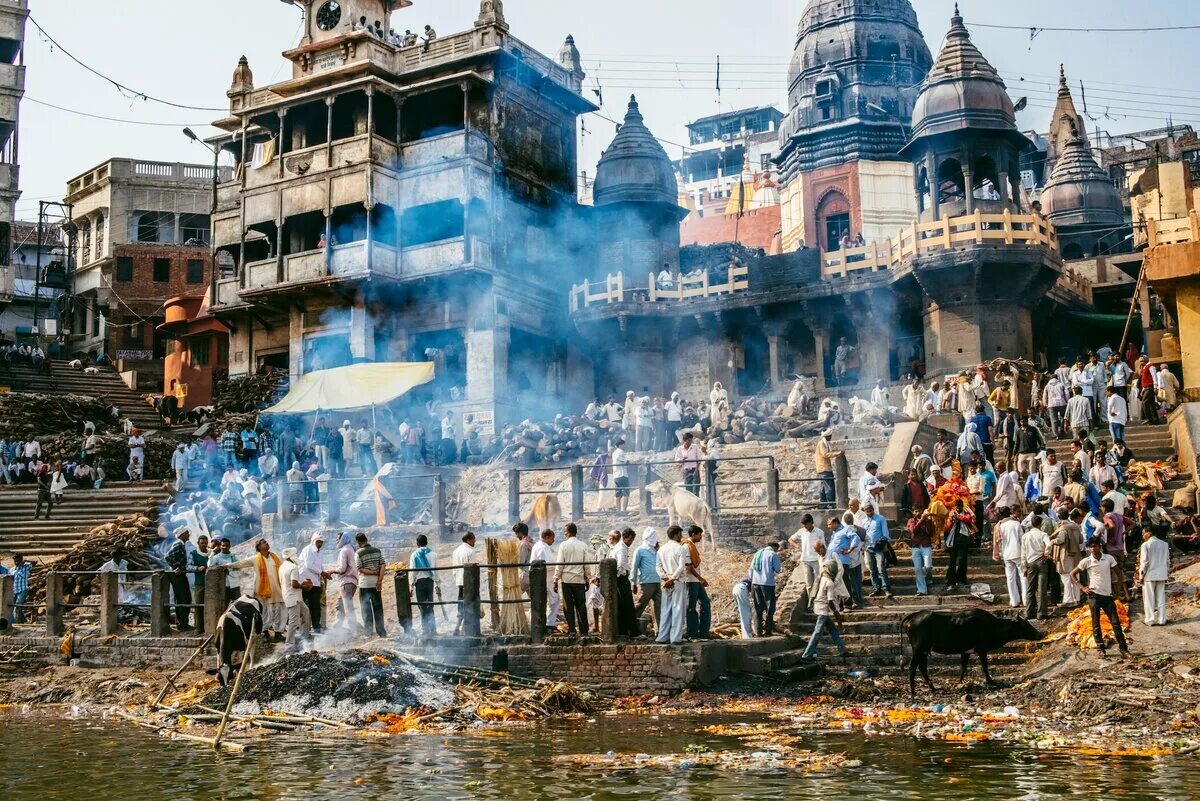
[1126, 459, 1179, 492]
[1065, 601, 1131, 650]
[0, 392, 118, 439]
[26, 499, 162, 607]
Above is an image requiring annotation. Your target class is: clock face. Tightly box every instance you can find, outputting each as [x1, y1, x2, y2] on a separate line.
[315, 1, 342, 31]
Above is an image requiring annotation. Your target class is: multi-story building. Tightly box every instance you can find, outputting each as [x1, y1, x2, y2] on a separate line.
[209, 0, 596, 426]
[676, 106, 783, 206]
[63, 158, 221, 388]
[0, 221, 65, 343]
[0, 0, 26, 311]
[776, 0, 932, 252]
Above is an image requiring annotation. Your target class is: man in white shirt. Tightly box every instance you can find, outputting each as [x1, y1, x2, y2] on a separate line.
[1071, 538, 1130, 658]
[1071, 440, 1092, 476]
[858, 462, 885, 507]
[278, 547, 312, 650]
[1100, 480, 1128, 517]
[788, 514, 826, 609]
[1021, 514, 1051, 619]
[1109, 355, 1132, 403]
[1136, 529, 1170, 626]
[994, 507, 1027, 608]
[1066, 387, 1093, 437]
[1105, 386, 1128, 445]
[1039, 449, 1067, 498]
[675, 432, 702, 497]
[529, 529, 560, 628]
[611, 438, 632, 513]
[554, 523, 594, 636]
[655, 525, 691, 644]
[451, 531, 478, 635]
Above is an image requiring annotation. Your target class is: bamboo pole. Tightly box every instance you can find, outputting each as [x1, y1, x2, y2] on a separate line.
[153, 632, 216, 708]
[213, 630, 257, 750]
[113, 708, 248, 753]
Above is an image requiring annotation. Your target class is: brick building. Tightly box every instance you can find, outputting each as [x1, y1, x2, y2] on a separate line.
[63, 158, 226, 389]
[159, 291, 228, 409]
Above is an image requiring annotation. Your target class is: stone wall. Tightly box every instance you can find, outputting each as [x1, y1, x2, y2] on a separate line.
[5, 635, 211, 669]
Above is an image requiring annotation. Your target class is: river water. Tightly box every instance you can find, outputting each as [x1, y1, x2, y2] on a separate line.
[0, 712, 1194, 800]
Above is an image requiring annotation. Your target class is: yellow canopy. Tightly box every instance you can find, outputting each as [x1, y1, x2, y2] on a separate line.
[263, 362, 435, 414]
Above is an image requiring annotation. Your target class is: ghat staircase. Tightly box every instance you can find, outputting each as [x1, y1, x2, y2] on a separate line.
[0, 359, 163, 432]
[0, 483, 168, 560]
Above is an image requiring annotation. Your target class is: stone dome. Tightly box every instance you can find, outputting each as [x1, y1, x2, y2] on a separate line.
[909, 8, 1016, 141]
[1041, 135, 1125, 227]
[782, 0, 931, 139]
[594, 96, 678, 207]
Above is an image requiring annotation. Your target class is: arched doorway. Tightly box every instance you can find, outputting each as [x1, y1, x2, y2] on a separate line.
[937, 158, 965, 205]
[816, 190, 852, 251]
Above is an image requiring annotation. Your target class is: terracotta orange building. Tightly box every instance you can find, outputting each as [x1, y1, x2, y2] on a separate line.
[158, 290, 229, 409]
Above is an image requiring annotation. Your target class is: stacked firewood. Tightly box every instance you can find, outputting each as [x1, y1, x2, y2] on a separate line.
[212, 374, 287, 416]
[41, 432, 178, 480]
[26, 500, 162, 607]
[0, 393, 118, 439]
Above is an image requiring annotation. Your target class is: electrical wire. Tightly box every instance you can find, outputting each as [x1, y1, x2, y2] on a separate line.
[971, 22, 1200, 33]
[28, 16, 227, 112]
[25, 97, 213, 128]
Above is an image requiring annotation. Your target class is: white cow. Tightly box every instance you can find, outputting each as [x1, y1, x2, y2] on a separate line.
[644, 479, 717, 551]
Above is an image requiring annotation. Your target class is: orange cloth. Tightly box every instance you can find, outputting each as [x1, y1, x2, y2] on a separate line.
[373, 477, 396, 526]
[255, 552, 281, 599]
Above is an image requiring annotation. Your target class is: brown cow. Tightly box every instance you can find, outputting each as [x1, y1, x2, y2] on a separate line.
[523, 493, 562, 534]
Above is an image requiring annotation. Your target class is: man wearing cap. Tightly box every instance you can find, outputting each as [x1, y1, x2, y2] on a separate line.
[330, 531, 359, 632]
[632, 528, 660, 633]
[278, 547, 312, 650]
[814, 431, 842, 506]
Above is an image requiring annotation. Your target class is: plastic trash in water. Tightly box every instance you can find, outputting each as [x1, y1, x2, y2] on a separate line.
[849, 669, 869, 680]
[1003, 706, 1020, 718]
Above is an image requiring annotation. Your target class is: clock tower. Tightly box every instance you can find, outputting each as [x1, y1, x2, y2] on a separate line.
[299, 0, 413, 45]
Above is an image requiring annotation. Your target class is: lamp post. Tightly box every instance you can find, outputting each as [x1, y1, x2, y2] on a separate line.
[183, 127, 220, 313]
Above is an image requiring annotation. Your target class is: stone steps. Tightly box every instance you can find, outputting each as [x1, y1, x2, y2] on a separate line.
[0, 361, 162, 430]
[0, 483, 166, 558]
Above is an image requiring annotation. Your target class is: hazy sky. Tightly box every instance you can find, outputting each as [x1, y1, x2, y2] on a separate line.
[17, 0, 1200, 220]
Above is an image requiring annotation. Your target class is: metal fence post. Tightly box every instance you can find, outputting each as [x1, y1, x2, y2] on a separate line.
[431, 476, 447, 537]
[204, 567, 228, 635]
[45, 572, 64, 637]
[642, 463, 653, 515]
[834, 452, 850, 511]
[529, 561, 547, 644]
[328, 483, 341, 524]
[149, 573, 171, 637]
[508, 469, 521, 523]
[766, 455, 780, 511]
[99, 571, 119, 636]
[599, 558, 618, 643]
[394, 571, 413, 634]
[571, 464, 584, 520]
[462, 564, 482, 638]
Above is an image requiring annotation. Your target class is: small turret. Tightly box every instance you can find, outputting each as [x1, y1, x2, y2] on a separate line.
[558, 34, 584, 79]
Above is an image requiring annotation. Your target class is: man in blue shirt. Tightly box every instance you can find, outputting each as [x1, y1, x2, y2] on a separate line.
[9, 553, 32, 624]
[830, 515, 865, 609]
[970, 402, 995, 464]
[747, 542, 782, 636]
[632, 528, 661, 633]
[862, 501, 894, 599]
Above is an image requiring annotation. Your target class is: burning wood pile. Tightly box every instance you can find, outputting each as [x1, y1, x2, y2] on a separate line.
[0, 393, 119, 439]
[26, 499, 162, 608]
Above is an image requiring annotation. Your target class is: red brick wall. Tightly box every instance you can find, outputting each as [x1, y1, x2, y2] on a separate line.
[104, 244, 211, 372]
[679, 207, 782, 253]
[802, 162, 862, 251]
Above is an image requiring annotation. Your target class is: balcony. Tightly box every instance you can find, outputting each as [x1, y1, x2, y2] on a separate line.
[245, 258, 277, 290]
[284, 250, 324, 283]
[244, 134, 398, 191]
[216, 278, 242, 307]
[0, 62, 24, 93]
[400, 130, 488, 170]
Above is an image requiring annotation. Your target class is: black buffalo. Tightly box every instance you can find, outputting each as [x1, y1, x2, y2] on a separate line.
[900, 608, 1041, 695]
[206, 595, 264, 686]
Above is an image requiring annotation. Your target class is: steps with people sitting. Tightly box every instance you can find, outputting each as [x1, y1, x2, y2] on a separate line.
[0, 483, 168, 560]
[0, 359, 163, 432]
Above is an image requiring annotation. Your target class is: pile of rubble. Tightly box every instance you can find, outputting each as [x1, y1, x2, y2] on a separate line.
[0, 393, 119, 439]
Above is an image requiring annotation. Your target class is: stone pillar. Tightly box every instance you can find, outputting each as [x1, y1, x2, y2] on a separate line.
[173, 213, 182, 245]
[856, 321, 893, 385]
[288, 306, 304, 380]
[529, 561, 547, 644]
[928, 153, 940, 220]
[45, 573, 64, 637]
[149, 573, 171, 636]
[507, 469, 521, 522]
[349, 300, 375, 362]
[465, 322, 510, 407]
[394, 572, 413, 634]
[963, 166, 974, 214]
[0, 574, 13, 624]
[99, 571, 119, 636]
[766, 332, 782, 390]
[204, 567, 228, 635]
[599, 558, 618, 642]
[462, 564, 482, 637]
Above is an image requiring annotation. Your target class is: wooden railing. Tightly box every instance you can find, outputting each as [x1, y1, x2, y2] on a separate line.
[821, 209, 1058, 279]
[1054, 267, 1093, 305]
[1146, 211, 1200, 248]
[569, 265, 749, 311]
